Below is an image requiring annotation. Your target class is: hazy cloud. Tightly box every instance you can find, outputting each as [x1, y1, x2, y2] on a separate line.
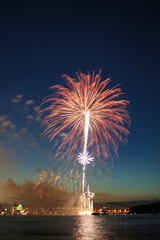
[0, 116, 16, 133]
[26, 115, 33, 119]
[12, 133, 23, 141]
[12, 128, 27, 141]
[0, 178, 75, 208]
[30, 141, 39, 148]
[11, 95, 23, 103]
[0, 179, 33, 203]
[19, 127, 27, 135]
[0, 115, 8, 122]
[33, 106, 40, 112]
[0, 178, 157, 209]
[35, 116, 41, 122]
[33, 106, 41, 122]
[1, 120, 16, 129]
[0, 146, 19, 178]
[25, 99, 35, 105]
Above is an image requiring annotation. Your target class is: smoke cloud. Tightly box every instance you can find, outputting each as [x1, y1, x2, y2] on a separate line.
[0, 178, 80, 209]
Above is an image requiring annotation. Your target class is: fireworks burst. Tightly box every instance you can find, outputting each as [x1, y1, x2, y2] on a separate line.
[41, 70, 130, 163]
[40, 70, 130, 199]
[77, 151, 94, 165]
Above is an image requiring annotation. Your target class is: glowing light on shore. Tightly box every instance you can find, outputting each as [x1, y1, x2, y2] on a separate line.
[80, 210, 92, 215]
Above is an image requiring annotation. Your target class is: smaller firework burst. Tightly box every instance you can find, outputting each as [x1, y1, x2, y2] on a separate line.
[77, 151, 94, 165]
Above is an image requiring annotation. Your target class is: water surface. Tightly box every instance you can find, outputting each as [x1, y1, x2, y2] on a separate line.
[0, 214, 160, 239]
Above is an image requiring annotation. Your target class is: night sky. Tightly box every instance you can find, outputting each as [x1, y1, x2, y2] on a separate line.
[0, 0, 160, 202]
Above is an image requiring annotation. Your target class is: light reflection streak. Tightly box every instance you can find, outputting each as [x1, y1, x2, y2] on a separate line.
[74, 216, 114, 239]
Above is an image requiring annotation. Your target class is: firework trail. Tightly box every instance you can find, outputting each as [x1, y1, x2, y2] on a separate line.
[40, 70, 130, 192]
[33, 168, 61, 201]
[34, 166, 81, 201]
[77, 110, 94, 193]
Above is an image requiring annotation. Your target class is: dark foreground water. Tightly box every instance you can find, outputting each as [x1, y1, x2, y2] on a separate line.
[0, 214, 160, 240]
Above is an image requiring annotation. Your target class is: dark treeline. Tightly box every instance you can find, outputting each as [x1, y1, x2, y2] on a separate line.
[130, 202, 160, 214]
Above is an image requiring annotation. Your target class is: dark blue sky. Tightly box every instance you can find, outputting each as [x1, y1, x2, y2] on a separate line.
[0, 0, 160, 202]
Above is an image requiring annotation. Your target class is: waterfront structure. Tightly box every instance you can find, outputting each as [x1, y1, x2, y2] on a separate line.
[81, 185, 95, 214]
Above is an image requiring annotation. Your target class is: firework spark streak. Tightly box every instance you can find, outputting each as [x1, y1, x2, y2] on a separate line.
[80, 110, 93, 193]
[40, 70, 130, 192]
[33, 169, 61, 201]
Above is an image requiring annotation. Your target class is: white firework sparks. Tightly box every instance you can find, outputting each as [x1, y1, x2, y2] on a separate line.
[77, 151, 94, 165]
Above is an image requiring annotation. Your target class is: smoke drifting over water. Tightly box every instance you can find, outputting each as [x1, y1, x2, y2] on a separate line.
[0, 178, 80, 209]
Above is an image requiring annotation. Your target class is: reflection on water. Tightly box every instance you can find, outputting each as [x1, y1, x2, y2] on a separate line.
[0, 215, 160, 240]
[73, 214, 160, 240]
[74, 215, 114, 239]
